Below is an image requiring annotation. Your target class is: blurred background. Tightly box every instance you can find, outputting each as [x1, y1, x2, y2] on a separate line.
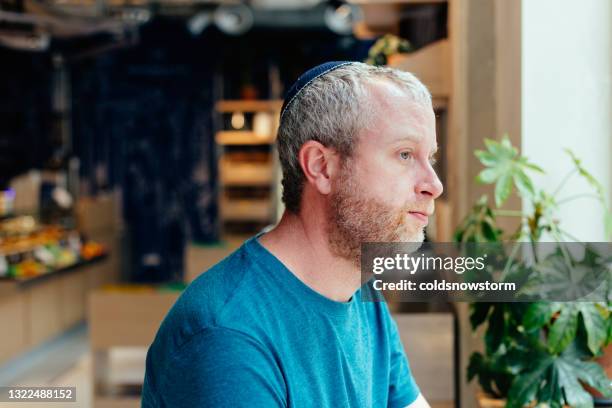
[0, 0, 610, 407]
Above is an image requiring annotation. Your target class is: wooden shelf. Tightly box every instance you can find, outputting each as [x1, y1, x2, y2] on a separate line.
[219, 156, 274, 186]
[215, 100, 283, 113]
[220, 197, 273, 222]
[388, 39, 451, 99]
[215, 131, 274, 145]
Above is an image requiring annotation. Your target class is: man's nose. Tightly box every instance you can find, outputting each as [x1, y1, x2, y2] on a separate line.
[416, 167, 443, 199]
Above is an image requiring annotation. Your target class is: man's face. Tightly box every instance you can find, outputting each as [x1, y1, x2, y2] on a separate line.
[327, 80, 443, 263]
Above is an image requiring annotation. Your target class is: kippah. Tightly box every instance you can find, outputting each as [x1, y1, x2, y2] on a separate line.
[280, 61, 355, 120]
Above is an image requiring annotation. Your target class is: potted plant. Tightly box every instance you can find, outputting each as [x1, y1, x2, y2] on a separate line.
[365, 34, 412, 66]
[454, 136, 612, 408]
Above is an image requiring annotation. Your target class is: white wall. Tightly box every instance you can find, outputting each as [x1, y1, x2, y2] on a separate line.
[522, 0, 611, 241]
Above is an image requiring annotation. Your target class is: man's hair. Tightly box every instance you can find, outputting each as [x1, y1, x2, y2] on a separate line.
[276, 62, 432, 214]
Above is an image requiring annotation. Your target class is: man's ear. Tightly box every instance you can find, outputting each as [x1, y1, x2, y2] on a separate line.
[298, 141, 340, 195]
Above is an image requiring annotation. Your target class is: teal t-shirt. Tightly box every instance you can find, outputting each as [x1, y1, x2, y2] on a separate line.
[142, 234, 421, 407]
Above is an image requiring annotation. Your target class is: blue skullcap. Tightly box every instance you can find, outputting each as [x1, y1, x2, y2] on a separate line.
[280, 61, 356, 120]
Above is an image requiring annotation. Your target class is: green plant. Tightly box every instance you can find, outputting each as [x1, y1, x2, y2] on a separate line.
[364, 34, 412, 66]
[455, 135, 612, 408]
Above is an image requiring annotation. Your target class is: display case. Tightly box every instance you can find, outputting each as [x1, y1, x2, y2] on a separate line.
[0, 194, 121, 365]
[0, 215, 106, 281]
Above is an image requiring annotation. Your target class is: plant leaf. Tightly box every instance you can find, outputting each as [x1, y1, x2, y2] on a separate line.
[555, 350, 612, 405]
[538, 365, 562, 406]
[474, 136, 544, 207]
[470, 303, 492, 330]
[569, 359, 612, 398]
[565, 148, 604, 197]
[513, 170, 536, 198]
[467, 352, 499, 397]
[481, 221, 502, 242]
[475, 150, 498, 167]
[607, 314, 612, 345]
[577, 303, 607, 355]
[523, 302, 560, 332]
[555, 357, 595, 408]
[500, 135, 514, 151]
[477, 168, 499, 184]
[507, 354, 554, 408]
[485, 305, 505, 354]
[548, 306, 578, 354]
[495, 172, 513, 207]
[564, 148, 611, 239]
[484, 138, 505, 158]
[467, 352, 484, 381]
[519, 157, 545, 173]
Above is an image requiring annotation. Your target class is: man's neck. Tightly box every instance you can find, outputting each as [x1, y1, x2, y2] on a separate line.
[257, 211, 361, 303]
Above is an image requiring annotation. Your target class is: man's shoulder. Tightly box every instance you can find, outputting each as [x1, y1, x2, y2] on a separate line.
[155, 239, 264, 350]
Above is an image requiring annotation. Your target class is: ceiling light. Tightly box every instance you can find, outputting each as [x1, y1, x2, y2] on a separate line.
[324, 3, 361, 35]
[214, 3, 254, 35]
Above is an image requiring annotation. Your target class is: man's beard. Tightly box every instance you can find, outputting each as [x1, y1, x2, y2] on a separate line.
[327, 162, 425, 265]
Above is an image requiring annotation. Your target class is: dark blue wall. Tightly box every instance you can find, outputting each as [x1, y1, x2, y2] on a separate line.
[71, 20, 219, 282]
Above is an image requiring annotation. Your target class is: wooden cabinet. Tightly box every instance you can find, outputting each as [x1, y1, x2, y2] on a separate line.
[26, 278, 62, 347]
[0, 294, 27, 364]
[0, 257, 117, 365]
[59, 271, 87, 330]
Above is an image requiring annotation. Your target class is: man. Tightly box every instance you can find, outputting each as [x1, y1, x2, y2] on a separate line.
[142, 61, 443, 407]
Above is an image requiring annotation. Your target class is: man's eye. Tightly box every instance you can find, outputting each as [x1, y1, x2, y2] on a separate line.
[399, 151, 413, 161]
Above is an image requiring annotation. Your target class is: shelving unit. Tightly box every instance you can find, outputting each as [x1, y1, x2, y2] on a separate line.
[214, 99, 283, 236]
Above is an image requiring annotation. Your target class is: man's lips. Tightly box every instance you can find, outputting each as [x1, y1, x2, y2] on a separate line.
[408, 211, 430, 225]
